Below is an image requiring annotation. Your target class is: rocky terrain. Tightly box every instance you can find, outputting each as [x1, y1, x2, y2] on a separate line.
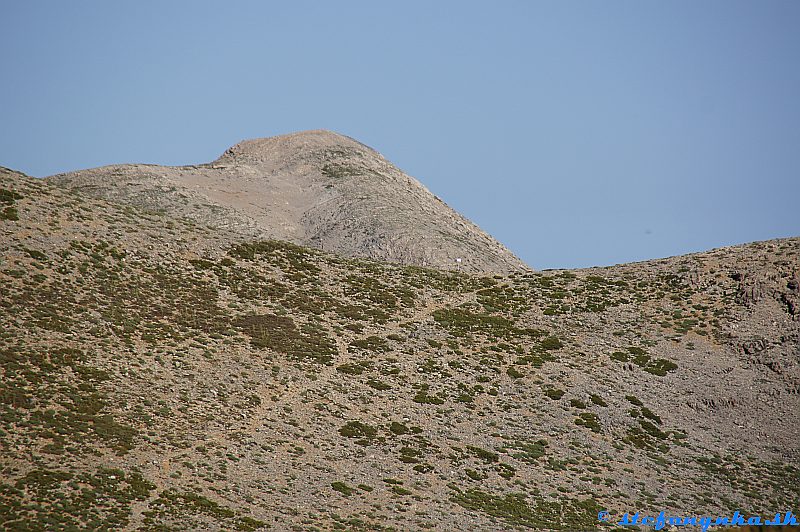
[47, 130, 525, 273]
[1, 140, 799, 531]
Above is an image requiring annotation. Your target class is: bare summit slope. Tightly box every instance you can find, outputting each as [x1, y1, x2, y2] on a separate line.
[46, 130, 526, 272]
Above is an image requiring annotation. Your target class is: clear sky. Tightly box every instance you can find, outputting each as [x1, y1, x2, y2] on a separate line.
[2, 1, 798, 269]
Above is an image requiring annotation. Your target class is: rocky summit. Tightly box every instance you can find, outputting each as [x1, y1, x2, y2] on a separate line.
[47, 130, 525, 273]
[0, 136, 798, 531]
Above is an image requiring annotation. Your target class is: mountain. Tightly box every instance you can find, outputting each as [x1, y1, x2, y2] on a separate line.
[1, 156, 799, 531]
[46, 130, 526, 273]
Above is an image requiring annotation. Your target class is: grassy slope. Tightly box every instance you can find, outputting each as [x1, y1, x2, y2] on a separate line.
[1, 168, 799, 531]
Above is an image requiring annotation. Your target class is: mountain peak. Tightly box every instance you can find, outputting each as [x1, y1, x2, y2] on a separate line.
[216, 130, 377, 164]
[46, 132, 528, 272]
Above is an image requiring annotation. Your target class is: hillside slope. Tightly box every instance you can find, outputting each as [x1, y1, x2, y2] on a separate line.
[1, 168, 799, 531]
[46, 130, 526, 273]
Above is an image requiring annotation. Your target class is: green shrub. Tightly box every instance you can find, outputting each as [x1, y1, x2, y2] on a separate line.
[506, 366, 524, 379]
[574, 413, 601, 433]
[544, 388, 565, 400]
[625, 395, 643, 407]
[467, 445, 499, 464]
[589, 394, 607, 407]
[413, 391, 445, 405]
[339, 420, 377, 440]
[331, 481, 355, 496]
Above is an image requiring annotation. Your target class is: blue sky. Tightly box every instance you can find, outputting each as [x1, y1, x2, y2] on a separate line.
[2, 1, 798, 269]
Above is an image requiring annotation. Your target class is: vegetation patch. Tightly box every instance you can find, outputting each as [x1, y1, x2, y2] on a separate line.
[544, 388, 565, 401]
[349, 335, 390, 353]
[611, 346, 678, 376]
[500, 439, 548, 463]
[433, 307, 543, 340]
[450, 488, 602, 530]
[337, 361, 370, 375]
[142, 489, 265, 531]
[235, 313, 336, 365]
[574, 412, 601, 433]
[506, 366, 525, 378]
[366, 378, 391, 391]
[625, 395, 644, 407]
[0, 188, 22, 221]
[0, 346, 138, 454]
[339, 420, 378, 445]
[0, 467, 154, 530]
[413, 390, 446, 405]
[331, 481, 356, 496]
[590, 394, 607, 407]
[466, 445, 499, 464]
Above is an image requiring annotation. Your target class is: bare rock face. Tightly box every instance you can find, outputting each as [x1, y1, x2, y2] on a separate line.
[783, 271, 800, 319]
[47, 130, 527, 273]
